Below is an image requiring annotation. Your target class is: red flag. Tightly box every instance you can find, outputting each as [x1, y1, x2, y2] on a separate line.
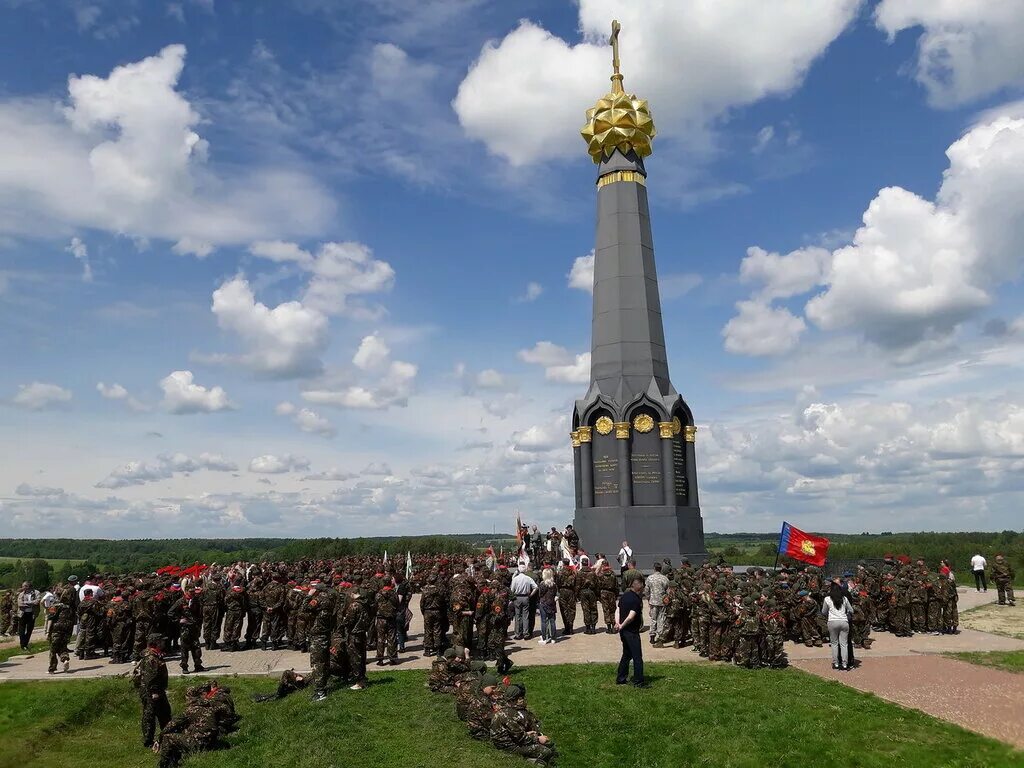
[778, 522, 829, 567]
[156, 565, 181, 576]
[179, 563, 208, 580]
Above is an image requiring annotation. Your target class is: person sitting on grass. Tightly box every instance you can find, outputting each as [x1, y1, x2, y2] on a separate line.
[490, 683, 556, 766]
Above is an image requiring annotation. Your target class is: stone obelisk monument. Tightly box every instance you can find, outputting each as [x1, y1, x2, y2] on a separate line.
[571, 21, 707, 570]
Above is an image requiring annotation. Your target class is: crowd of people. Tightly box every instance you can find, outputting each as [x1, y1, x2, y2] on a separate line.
[0, 534, 1018, 766]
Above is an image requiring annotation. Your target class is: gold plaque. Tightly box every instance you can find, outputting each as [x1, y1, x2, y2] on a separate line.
[633, 414, 654, 433]
[594, 416, 614, 435]
[658, 421, 674, 439]
[671, 416, 682, 436]
[614, 421, 630, 439]
[684, 425, 697, 443]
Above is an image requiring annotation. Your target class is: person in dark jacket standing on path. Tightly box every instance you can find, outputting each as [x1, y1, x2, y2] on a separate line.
[615, 577, 647, 687]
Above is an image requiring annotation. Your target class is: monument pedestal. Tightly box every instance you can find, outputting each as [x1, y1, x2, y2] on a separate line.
[575, 504, 706, 571]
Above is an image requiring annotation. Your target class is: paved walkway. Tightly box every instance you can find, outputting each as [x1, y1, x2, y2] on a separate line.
[3, 587, 1022, 746]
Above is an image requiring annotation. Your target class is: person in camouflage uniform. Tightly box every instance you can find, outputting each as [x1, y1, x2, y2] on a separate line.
[473, 580, 493, 657]
[46, 598, 75, 674]
[305, 582, 336, 701]
[201, 578, 224, 650]
[427, 646, 469, 693]
[131, 581, 154, 661]
[420, 572, 445, 657]
[330, 579, 352, 682]
[106, 590, 134, 663]
[260, 574, 288, 650]
[692, 585, 712, 657]
[734, 596, 760, 668]
[171, 587, 205, 674]
[155, 683, 236, 768]
[708, 586, 734, 660]
[487, 577, 513, 673]
[222, 583, 247, 651]
[759, 599, 788, 668]
[0, 589, 13, 637]
[253, 668, 310, 702]
[555, 562, 578, 635]
[490, 683, 556, 766]
[795, 590, 822, 647]
[849, 589, 873, 649]
[286, 581, 307, 650]
[936, 569, 958, 632]
[449, 572, 476, 649]
[244, 574, 264, 650]
[134, 634, 171, 749]
[343, 579, 369, 690]
[598, 563, 619, 633]
[577, 558, 600, 634]
[464, 672, 499, 741]
[890, 576, 912, 636]
[991, 555, 1016, 606]
[374, 583, 400, 665]
[454, 659, 487, 720]
[76, 588, 103, 659]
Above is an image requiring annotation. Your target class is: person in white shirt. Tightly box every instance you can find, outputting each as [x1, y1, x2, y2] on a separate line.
[821, 582, 854, 671]
[510, 565, 538, 640]
[617, 541, 632, 576]
[971, 554, 988, 592]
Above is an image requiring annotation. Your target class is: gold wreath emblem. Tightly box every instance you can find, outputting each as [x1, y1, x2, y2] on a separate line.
[633, 414, 654, 433]
[671, 416, 682, 436]
[595, 416, 614, 435]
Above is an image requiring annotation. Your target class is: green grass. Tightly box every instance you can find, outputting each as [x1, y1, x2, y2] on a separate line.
[0, 640, 47, 663]
[948, 650, 1024, 674]
[0, 663, 1021, 768]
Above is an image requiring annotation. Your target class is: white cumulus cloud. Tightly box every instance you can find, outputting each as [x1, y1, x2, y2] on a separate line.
[454, 0, 861, 165]
[249, 454, 311, 474]
[568, 251, 594, 293]
[159, 370, 233, 414]
[11, 382, 72, 410]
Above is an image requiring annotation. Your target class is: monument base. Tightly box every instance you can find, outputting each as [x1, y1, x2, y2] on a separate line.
[573, 505, 708, 571]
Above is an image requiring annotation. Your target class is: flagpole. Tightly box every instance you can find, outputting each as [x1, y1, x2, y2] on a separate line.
[773, 522, 785, 571]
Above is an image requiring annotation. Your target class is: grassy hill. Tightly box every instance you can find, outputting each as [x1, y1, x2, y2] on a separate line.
[0, 663, 1020, 768]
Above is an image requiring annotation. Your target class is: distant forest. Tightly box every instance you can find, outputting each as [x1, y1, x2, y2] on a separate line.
[0, 530, 1020, 589]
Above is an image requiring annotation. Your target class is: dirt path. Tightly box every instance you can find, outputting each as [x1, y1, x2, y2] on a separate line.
[792, 655, 1024, 749]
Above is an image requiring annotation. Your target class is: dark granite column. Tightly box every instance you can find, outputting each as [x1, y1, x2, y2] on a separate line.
[658, 421, 675, 506]
[684, 426, 699, 507]
[572, 431, 583, 508]
[579, 426, 594, 508]
[614, 422, 632, 507]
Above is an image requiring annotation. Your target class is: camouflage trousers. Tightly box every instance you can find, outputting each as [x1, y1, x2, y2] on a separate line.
[48, 628, 71, 672]
[557, 591, 577, 632]
[891, 606, 912, 636]
[579, 592, 598, 630]
[926, 600, 942, 632]
[452, 613, 473, 649]
[761, 633, 787, 668]
[694, 614, 710, 655]
[375, 616, 397, 661]
[996, 581, 1016, 605]
[734, 633, 760, 668]
[140, 692, 171, 747]
[851, 620, 872, 648]
[202, 609, 221, 648]
[77, 619, 97, 656]
[330, 631, 351, 680]
[223, 611, 244, 646]
[261, 611, 285, 645]
[709, 622, 731, 660]
[799, 617, 820, 646]
[422, 611, 443, 655]
[502, 740, 556, 765]
[309, 635, 331, 694]
[487, 621, 510, 667]
[179, 625, 202, 671]
[347, 630, 367, 684]
[943, 599, 959, 631]
[245, 609, 263, 643]
[474, 617, 491, 655]
[158, 731, 213, 768]
[421, 614, 442, 655]
[668, 610, 691, 647]
[111, 621, 134, 662]
[910, 602, 927, 632]
[600, 592, 617, 629]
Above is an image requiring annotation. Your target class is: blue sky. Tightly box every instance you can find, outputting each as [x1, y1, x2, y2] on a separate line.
[1, 0, 1023, 538]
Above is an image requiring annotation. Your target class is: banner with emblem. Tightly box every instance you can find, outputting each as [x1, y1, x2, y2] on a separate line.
[778, 521, 829, 567]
